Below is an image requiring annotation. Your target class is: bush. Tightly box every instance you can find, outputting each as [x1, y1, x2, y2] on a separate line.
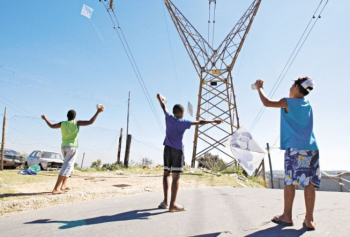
[141, 157, 153, 166]
[197, 153, 227, 172]
[101, 163, 123, 171]
[90, 159, 102, 170]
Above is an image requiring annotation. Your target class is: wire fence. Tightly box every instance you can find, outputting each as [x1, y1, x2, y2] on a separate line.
[0, 114, 163, 168]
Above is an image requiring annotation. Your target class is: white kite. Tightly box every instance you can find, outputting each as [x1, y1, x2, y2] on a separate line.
[188, 102, 193, 117]
[80, 4, 106, 44]
[225, 126, 265, 176]
[81, 4, 94, 19]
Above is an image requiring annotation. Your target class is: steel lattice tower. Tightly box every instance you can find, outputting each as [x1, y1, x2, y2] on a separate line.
[164, 0, 262, 168]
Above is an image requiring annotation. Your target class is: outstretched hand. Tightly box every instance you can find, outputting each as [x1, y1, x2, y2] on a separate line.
[41, 115, 47, 120]
[156, 93, 162, 103]
[97, 106, 105, 113]
[214, 119, 222, 124]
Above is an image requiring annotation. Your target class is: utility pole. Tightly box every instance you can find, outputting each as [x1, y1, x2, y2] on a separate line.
[124, 92, 131, 167]
[1, 107, 7, 171]
[267, 143, 274, 189]
[80, 152, 85, 169]
[165, 0, 262, 168]
[126, 91, 130, 137]
[117, 128, 123, 164]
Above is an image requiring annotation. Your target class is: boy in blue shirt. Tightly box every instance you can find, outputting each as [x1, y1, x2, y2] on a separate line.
[255, 77, 320, 230]
[157, 93, 222, 212]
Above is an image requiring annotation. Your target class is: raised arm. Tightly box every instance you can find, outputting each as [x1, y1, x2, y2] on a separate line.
[77, 106, 104, 127]
[157, 93, 168, 115]
[192, 119, 222, 126]
[41, 115, 61, 129]
[255, 79, 287, 109]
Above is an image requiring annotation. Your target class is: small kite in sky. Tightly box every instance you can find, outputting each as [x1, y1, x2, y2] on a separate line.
[81, 4, 94, 19]
[80, 4, 106, 44]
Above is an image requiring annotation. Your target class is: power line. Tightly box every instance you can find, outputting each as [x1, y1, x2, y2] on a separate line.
[249, 0, 329, 132]
[0, 66, 127, 105]
[211, 0, 217, 49]
[100, 2, 164, 134]
[160, 0, 183, 103]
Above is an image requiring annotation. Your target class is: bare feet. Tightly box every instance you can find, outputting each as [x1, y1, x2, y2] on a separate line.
[52, 190, 65, 195]
[61, 187, 71, 191]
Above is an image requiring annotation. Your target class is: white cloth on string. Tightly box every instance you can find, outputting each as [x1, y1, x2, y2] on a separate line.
[224, 126, 265, 176]
[81, 4, 94, 19]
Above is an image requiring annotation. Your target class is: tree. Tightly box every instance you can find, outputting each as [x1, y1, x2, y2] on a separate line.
[90, 159, 102, 170]
[141, 157, 153, 166]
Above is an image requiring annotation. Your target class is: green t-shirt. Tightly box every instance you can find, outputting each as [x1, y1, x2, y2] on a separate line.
[61, 120, 79, 147]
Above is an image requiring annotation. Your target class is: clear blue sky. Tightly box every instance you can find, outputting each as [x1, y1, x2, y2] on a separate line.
[0, 0, 349, 171]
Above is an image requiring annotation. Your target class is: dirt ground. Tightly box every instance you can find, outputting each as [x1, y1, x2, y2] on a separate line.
[0, 168, 264, 215]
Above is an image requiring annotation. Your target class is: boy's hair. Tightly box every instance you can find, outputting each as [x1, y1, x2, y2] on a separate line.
[294, 77, 312, 96]
[67, 110, 76, 120]
[173, 104, 184, 115]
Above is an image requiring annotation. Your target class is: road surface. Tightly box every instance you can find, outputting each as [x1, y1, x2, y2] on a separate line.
[0, 187, 348, 236]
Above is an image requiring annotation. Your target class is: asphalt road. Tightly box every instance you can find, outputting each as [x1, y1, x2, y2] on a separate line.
[0, 187, 348, 237]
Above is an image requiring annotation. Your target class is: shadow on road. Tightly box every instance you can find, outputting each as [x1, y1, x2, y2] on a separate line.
[0, 192, 51, 198]
[246, 224, 307, 237]
[190, 231, 231, 237]
[113, 184, 132, 188]
[24, 208, 167, 229]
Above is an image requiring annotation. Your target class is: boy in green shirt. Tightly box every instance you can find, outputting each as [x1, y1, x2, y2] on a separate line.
[42, 106, 104, 194]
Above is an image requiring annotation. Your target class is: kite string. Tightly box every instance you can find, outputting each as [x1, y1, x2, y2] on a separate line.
[90, 19, 106, 44]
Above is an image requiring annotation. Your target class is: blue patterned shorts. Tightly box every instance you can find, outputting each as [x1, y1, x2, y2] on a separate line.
[284, 148, 321, 188]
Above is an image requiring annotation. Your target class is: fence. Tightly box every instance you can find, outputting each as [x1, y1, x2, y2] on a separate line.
[268, 173, 350, 193]
[0, 113, 163, 168]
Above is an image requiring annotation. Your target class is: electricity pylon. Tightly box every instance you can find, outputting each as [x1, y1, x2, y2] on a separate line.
[164, 0, 262, 168]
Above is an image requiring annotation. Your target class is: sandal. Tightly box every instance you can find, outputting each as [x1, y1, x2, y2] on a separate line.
[303, 220, 316, 231]
[158, 202, 168, 209]
[169, 206, 186, 213]
[271, 215, 294, 226]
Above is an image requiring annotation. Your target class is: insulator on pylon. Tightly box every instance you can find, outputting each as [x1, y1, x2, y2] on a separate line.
[208, 20, 210, 23]
[319, 15, 321, 18]
[118, 25, 121, 29]
[312, 15, 315, 19]
[113, 26, 116, 29]
[213, 20, 216, 23]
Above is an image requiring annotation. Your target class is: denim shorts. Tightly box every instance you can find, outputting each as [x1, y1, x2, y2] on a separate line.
[59, 146, 78, 177]
[284, 148, 321, 188]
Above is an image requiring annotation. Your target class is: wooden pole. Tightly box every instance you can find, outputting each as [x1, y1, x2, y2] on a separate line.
[261, 158, 267, 186]
[117, 128, 123, 164]
[1, 107, 7, 171]
[267, 143, 274, 189]
[126, 92, 130, 137]
[80, 152, 85, 169]
[124, 134, 132, 168]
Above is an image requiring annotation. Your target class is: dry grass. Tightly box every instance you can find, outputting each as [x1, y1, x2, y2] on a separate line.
[0, 168, 265, 215]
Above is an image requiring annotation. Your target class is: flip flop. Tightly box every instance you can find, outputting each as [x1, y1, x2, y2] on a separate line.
[169, 206, 186, 213]
[303, 220, 316, 231]
[61, 187, 71, 191]
[271, 216, 294, 226]
[158, 202, 168, 209]
[52, 191, 65, 195]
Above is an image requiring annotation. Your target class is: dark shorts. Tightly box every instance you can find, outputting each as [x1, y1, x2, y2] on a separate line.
[163, 145, 184, 173]
[284, 148, 321, 188]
